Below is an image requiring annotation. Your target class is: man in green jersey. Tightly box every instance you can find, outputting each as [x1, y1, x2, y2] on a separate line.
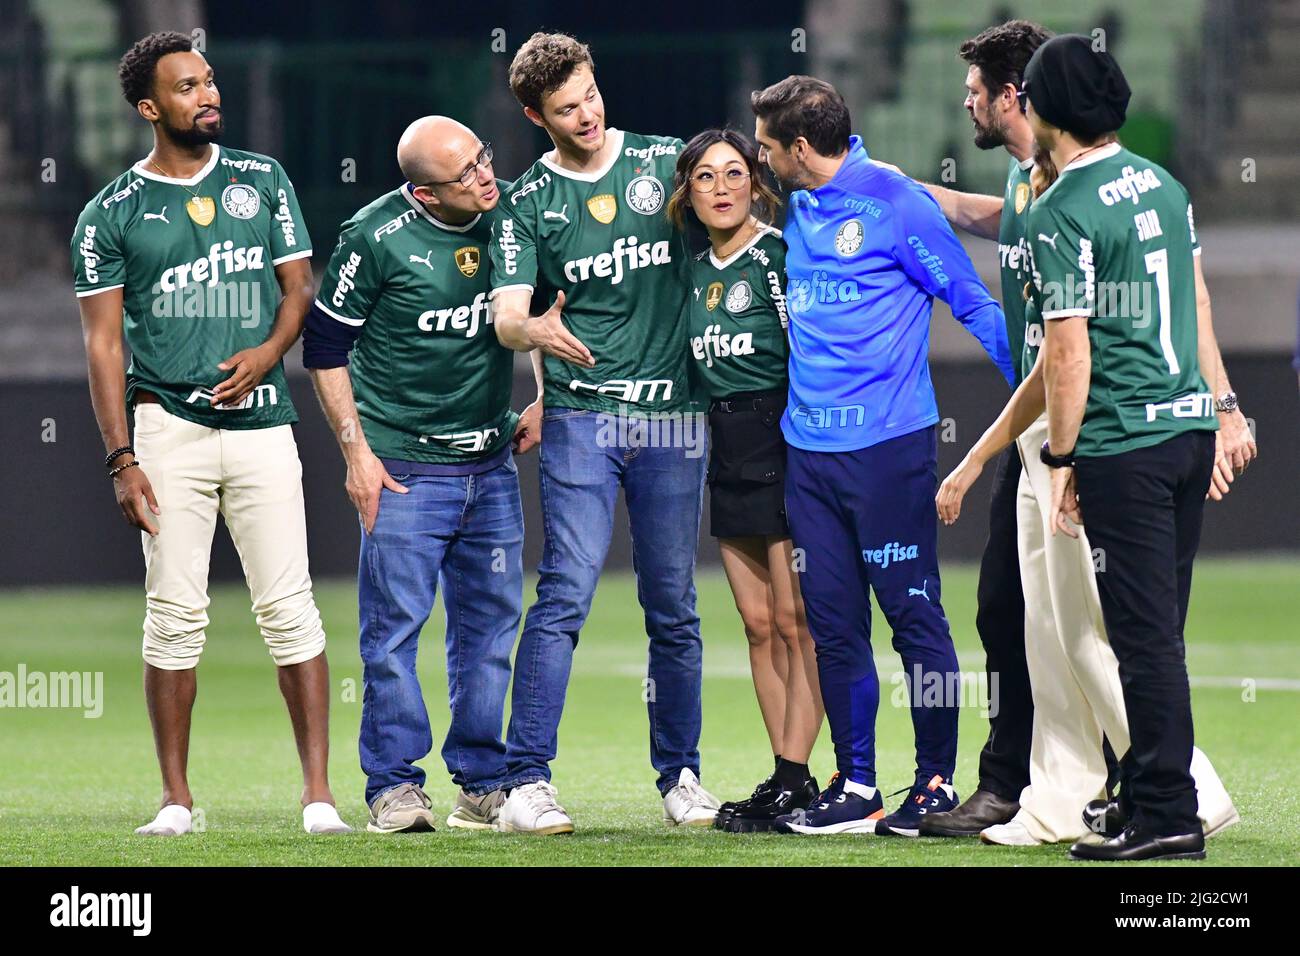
[73, 32, 348, 836]
[489, 32, 719, 832]
[1023, 36, 1226, 861]
[305, 116, 537, 834]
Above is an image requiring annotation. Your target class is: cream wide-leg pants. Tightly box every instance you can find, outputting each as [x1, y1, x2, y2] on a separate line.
[1011, 415, 1235, 842]
[132, 402, 326, 670]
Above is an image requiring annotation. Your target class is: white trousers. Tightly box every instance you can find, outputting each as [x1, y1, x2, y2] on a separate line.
[1013, 415, 1235, 841]
[133, 402, 326, 670]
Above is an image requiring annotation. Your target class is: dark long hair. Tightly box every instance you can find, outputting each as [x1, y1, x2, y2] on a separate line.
[666, 128, 781, 230]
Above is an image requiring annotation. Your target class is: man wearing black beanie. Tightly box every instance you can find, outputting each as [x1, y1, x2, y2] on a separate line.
[1021, 34, 1241, 861]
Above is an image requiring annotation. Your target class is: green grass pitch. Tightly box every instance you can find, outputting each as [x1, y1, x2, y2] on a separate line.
[0, 558, 1296, 866]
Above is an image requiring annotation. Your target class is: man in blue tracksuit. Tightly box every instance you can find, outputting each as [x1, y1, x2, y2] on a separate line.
[752, 76, 1015, 836]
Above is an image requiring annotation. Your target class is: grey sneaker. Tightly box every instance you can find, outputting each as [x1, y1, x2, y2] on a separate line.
[446, 788, 505, 830]
[367, 783, 436, 834]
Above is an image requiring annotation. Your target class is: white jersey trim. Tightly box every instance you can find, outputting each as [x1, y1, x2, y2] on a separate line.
[538, 128, 627, 183]
[708, 222, 780, 270]
[1042, 307, 1093, 320]
[75, 284, 125, 298]
[314, 298, 366, 327]
[1061, 141, 1122, 173]
[401, 185, 481, 232]
[489, 283, 535, 299]
[132, 145, 222, 185]
[271, 248, 314, 266]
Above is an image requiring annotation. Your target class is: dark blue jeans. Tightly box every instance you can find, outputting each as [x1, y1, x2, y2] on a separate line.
[784, 426, 960, 787]
[358, 456, 523, 805]
[504, 407, 707, 795]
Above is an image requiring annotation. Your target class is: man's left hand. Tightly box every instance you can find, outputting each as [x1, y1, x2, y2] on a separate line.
[212, 343, 278, 408]
[1218, 408, 1257, 474]
[513, 399, 542, 455]
[1049, 466, 1082, 538]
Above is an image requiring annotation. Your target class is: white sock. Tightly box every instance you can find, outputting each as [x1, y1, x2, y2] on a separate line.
[303, 801, 352, 834]
[843, 779, 877, 800]
[134, 804, 192, 836]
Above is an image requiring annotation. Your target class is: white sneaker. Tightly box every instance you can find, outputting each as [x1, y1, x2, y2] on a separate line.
[497, 782, 575, 835]
[663, 768, 721, 827]
[135, 804, 192, 836]
[979, 819, 1042, 846]
[447, 788, 505, 831]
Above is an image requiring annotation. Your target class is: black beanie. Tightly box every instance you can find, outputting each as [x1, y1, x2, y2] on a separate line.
[1023, 34, 1131, 138]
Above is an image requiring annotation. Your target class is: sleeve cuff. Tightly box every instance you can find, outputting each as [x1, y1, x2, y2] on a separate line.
[313, 298, 366, 327]
[489, 283, 534, 299]
[272, 249, 314, 265]
[75, 284, 124, 298]
[1042, 308, 1092, 320]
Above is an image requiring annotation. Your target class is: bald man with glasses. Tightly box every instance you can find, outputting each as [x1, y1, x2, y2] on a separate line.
[304, 116, 540, 834]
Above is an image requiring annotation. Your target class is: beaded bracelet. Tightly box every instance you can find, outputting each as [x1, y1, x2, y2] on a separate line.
[104, 445, 134, 468]
[109, 460, 140, 479]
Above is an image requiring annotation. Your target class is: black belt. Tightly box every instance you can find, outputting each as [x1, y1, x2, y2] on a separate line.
[710, 390, 785, 414]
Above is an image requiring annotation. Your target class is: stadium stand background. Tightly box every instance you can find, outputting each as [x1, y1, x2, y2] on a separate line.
[2, 0, 1296, 584]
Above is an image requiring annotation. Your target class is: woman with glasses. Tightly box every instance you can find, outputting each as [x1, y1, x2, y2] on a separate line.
[666, 129, 823, 832]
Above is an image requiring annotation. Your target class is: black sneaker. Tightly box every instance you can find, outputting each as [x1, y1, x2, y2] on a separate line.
[775, 774, 887, 835]
[714, 772, 780, 830]
[875, 774, 959, 837]
[723, 777, 820, 833]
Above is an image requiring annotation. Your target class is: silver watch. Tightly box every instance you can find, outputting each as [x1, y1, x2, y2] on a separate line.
[1214, 391, 1238, 413]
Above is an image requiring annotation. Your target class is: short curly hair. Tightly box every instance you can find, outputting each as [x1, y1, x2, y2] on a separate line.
[118, 31, 194, 107]
[958, 20, 1053, 97]
[508, 32, 594, 113]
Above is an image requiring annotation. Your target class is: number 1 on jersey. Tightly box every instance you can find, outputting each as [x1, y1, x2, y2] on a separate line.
[1144, 248, 1180, 375]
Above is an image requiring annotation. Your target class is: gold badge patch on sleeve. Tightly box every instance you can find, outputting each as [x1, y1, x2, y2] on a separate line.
[1014, 182, 1030, 215]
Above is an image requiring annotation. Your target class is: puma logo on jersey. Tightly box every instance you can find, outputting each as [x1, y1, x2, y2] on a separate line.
[157, 241, 265, 292]
[1037, 232, 1059, 249]
[562, 235, 671, 286]
[409, 250, 435, 270]
[543, 204, 570, 224]
[908, 579, 930, 599]
[143, 206, 169, 224]
[417, 291, 492, 338]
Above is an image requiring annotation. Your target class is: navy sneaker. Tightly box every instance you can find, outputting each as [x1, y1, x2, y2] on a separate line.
[876, 774, 959, 837]
[775, 774, 885, 835]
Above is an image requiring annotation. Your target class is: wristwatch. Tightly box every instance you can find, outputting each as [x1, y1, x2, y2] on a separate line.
[1040, 440, 1075, 469]
[1214, 391, 1238, 413]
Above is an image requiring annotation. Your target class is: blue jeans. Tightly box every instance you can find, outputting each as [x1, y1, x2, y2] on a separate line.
[505, 407, 707, 795]
[358, 456, 523, 805]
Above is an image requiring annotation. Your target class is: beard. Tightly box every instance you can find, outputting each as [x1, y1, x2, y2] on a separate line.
[971, 108, 1007, 150]
[161, 109, 223, 148]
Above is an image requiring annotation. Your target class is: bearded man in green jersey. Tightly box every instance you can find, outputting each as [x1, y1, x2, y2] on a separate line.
[305, 116, 538, 834]
[73, 32, 348, 836]
[489, 32, 719, 832]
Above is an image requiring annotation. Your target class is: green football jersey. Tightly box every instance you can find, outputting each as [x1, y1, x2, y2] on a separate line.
[71, 145, 310, 429]
[314, 183, 518, 463]
[686, 225, 789, 400]
[1028, 143, 1214, 457]
[489, 129, 691, 414]
[998, 155, 1035, 385]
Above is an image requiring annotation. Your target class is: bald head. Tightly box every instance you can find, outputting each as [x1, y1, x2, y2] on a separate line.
[397, 115, 481, 186]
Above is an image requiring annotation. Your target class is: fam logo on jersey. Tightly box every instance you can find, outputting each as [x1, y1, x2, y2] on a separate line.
[705, 281, 724, 311]
[835, 219, 864, 256]
[1014, 182, 1031, 214]
[221, 183, 260, 220]
[625, 176, 664, 215]
[455, 246, 480, 278]
[724, 280, 752, 313]
[420, 426, 501, 454]
[587, 194, 617, 224]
